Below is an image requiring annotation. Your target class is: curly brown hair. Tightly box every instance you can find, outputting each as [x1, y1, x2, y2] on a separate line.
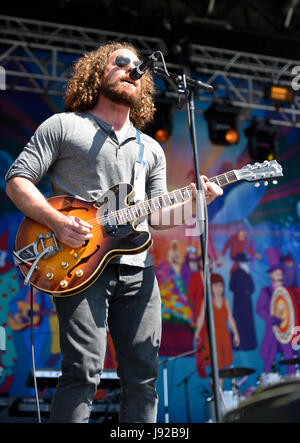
[64, 41, 156, 129]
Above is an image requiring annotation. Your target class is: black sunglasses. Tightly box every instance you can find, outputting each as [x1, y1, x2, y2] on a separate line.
[114, 55, 141, 68]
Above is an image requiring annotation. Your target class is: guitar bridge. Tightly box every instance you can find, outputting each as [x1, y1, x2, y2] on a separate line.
[13, 232, 63, 285]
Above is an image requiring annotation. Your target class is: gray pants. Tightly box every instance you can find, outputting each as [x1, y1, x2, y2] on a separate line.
[49, 264, 162, 423]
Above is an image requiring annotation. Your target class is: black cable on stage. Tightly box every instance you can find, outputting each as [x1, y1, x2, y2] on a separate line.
[30, 284, 41, 423]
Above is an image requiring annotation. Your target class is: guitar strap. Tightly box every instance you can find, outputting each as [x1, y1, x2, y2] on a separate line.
[132, 129, 147, 224]
[134, 129, 146, 183]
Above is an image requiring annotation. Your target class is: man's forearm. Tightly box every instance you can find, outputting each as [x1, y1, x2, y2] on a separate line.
[6, 176, 66, 231]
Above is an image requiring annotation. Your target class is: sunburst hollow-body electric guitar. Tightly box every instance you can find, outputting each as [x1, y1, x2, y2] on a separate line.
[13, 160, 283, 297]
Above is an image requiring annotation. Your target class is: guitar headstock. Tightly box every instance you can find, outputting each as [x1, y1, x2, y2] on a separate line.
[235, 160, 283, 185]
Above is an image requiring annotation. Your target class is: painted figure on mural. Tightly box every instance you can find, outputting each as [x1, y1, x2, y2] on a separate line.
[9, 287, 58, 369]
[187, 270, 204, 326]
[280, 252, 299, 288]
[180, 245, 201, 290]
[220, 228, 262, 272]
[156, 255, 195, 328]
[256, 247, 296, 374]
[229, 252, 257, 351]
[0, 229, 19, 393]
[180, 245, 203, 324]
[194, 273, 240, 383]
[167, 239, 181, 275]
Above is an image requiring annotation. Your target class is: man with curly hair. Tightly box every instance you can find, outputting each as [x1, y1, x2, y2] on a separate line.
[5, 41, 222, 423]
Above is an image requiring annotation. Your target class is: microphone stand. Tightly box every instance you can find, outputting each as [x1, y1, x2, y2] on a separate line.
[177, 368, 198, 423]
[159, 348, 199, 423]
[154, 66, 222, 423]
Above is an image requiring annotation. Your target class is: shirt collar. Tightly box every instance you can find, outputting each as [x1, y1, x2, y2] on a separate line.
[85, 112, 136, 142]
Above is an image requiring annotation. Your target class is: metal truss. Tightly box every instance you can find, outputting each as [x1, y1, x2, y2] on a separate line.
[188, 43, 300, 128]
[0, 15, 300, 127]
[156, 44, 300, 128]
[0, 15, 167, 96]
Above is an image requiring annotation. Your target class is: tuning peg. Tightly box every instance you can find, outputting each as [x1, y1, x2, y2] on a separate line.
[254, 182, 260, 187]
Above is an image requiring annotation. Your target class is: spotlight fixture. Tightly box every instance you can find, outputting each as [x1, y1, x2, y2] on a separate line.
[154, 128, 170, 143]
[145, 101, 173, 143]
[265, 85, 294, 104]
[204, 102, 240, 146]
[244, 118, 279, 162]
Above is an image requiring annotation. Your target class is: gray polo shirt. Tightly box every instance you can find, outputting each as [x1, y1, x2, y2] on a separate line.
[5, 111, 168, 267]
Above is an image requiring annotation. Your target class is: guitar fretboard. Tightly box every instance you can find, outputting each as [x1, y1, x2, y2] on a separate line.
[209, 170, 238, 187]
[105, 170, 238, 226]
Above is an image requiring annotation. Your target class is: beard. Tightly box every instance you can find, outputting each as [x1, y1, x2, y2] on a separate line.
[100, 75, 141, 108]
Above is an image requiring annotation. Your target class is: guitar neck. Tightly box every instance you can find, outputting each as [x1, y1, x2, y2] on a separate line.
[111, 169, 238, 225]
[208, 170, 238, 187]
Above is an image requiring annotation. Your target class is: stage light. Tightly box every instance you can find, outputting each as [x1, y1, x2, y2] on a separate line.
[145, 101, 173, 143]
[225, 129, 239, 144]
[245, 118, 279, 162]
[154, 128, 170, 143]
[266, 85, 294, 104]
[204, 102, 240, 146]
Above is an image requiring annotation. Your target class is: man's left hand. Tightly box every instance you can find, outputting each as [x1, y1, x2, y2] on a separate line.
[190, 176, 223, 205]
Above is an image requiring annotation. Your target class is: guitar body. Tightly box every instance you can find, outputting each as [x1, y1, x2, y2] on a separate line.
[15, 184, 152, 297]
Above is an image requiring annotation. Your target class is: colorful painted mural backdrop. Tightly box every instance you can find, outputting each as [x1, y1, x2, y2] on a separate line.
[1, 89, 300, 422]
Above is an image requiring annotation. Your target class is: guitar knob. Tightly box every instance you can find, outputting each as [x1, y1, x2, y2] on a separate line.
[60, 280, 68, 288]
[264, 181, 269, 186]
[254, 183, 260, 187]
[46, 272, 54, 280]
[272, 180, 278, 185]
[75, 269, 84, 278]
[61, 261, 69, 269]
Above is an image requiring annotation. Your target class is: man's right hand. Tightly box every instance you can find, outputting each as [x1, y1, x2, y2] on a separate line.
[53, 215, 93, 249]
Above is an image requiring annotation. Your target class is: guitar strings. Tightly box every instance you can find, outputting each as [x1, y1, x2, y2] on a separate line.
[72, 171, 236, 229]
[67, 170, 241, 229]
[79, 185, 193, 228]
[81, 170, 236, 227]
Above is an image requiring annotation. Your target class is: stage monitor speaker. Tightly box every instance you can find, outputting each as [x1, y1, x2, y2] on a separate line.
[224, 377, 300, 423]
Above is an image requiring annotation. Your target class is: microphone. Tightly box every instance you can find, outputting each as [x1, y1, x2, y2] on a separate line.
[129, 52, 159, 80]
